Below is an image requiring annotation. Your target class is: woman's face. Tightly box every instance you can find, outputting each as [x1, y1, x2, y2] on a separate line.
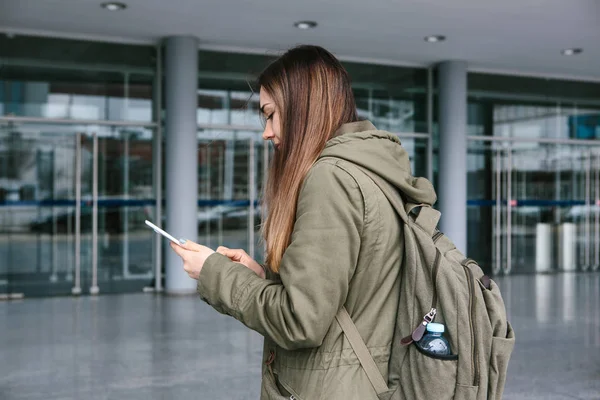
[259, 88, 281, 149]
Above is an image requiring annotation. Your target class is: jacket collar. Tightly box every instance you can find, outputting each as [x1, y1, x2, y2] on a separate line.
[334, 120, 376, 136]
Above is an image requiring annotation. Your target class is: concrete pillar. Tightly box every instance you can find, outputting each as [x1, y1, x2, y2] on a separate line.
[437, 61, 468, 253]
[164, 36, 199, 294]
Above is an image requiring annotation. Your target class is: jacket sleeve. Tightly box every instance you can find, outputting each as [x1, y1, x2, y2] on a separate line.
[196, 161, 364, 350]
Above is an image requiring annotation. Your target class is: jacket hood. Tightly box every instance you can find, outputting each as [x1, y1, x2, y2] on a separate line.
[319, 120, 437, 207]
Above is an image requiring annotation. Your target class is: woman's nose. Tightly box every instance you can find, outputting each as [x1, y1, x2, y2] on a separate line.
[262, 127, 273, 141]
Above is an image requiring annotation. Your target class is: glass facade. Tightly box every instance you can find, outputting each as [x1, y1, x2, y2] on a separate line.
[3, 34, 599, 297]
[0, 37, 432, 297]
[0, 36, 155, 122]
[0, 36, 158, 296]
[466, 73, 600, 275]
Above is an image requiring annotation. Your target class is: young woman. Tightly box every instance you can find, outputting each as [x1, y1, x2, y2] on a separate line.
[170, 45, 435, 399]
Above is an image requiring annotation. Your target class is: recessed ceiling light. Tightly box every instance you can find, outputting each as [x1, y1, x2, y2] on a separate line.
[294, 21, 318, 30]
[101, 2, 127, 11]
[424, 35, 446, 43]
[561, 48, 583, 56]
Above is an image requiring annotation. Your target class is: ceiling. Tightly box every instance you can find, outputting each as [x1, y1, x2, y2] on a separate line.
[1, 0, 599, 79]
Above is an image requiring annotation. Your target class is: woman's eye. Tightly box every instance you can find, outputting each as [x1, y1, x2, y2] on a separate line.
[266, 113, 274, 121]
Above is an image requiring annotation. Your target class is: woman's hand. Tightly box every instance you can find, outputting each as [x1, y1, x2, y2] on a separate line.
[216, 246, 266, 279]
[170, 240, 215, 280]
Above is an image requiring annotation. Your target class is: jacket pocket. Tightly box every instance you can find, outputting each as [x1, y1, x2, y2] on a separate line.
[262, 369, 293, 400]
[262, 368, 304, 400]
[488, 322, 515, 400]
[399, 345, 459, 400]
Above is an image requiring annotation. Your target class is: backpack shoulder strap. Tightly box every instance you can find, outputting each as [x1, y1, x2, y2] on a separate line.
[335, 307, 389, 395]
[411, 206, 441, 236]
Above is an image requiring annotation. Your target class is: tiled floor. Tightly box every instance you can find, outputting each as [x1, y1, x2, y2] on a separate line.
[1, 272, 599, 399]
[494, 273, 600, 400]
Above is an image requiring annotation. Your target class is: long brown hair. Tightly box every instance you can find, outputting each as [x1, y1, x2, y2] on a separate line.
[259, 45, 358, 272]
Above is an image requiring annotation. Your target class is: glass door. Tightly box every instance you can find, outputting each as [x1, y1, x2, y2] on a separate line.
[0, 122, 80, 297]
[468, 139, 600, 275]
[571, 149, 600, 272]
[0, 121, 158, 297]
[94, 127, 156, 293]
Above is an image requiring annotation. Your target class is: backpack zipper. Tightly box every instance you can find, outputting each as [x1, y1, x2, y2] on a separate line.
[461, 261, 479, 386]
[401, 249, 442, 345]
[430, 249, 441, 310]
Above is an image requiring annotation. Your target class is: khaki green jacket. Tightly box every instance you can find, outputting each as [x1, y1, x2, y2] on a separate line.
[198, 120, 436, 399]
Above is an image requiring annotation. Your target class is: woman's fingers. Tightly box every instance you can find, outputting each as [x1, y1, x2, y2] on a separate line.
[216, 246, 229, 255]
[179, 239, 203, 252]
[216, 246, 246, 262]
[170, 241, 186, 258]
[214, 245, 264, 278]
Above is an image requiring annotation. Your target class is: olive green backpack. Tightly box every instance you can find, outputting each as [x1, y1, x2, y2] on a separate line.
[334, 164, 515, 400]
